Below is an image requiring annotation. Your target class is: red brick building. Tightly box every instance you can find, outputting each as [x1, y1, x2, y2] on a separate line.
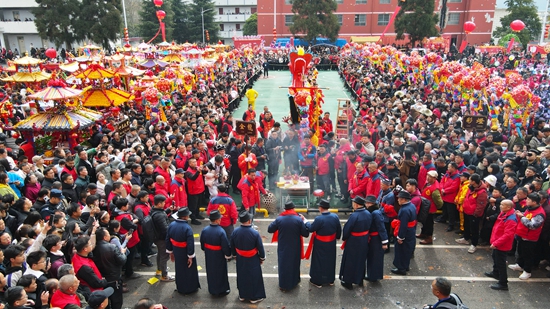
[257, 0, 496, 47]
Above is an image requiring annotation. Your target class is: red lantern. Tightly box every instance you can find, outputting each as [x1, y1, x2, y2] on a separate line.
[463, 21, 476, 34]
[45, 48, 57, 59]
[153, 0, 163, 7]
[156, 10, 166, 20]
[510, 20, 525, 32]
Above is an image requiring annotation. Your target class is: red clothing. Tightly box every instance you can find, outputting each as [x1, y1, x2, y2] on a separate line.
[61, 166, 77, 182]
[334, 143, 351, 169]
[346, 156, 360, 183]
[349, 170, 368, 198]
[462, 184, 488, 217]
[72, 253, 104, 292]
[237, 175, 260, 209]
[115, 212, 140, 248]
[323, 117, 333, 132]
[175, 150, 189, 169]
[258, 118, 275, 138]
[170, 177, 188, 208]
[365, 170, 382, 197]
[238, 153, 258, 176]
[418, 161, 436, 189]
[185, 167, 205, 195]
[315, 151, 330, 175]
[491, 209, 518, 251]
[440, 170, 461, 203]
[154, 166, 171, 192]
[155, 184, 172, 209]
[422, 180, 441, 213]
[515, 206, 546, 241]
[206, 192, 238, 227]
[51, 290, 81, 309]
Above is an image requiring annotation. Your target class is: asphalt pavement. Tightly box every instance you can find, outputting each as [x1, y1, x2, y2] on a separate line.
[121, 211, 550, 309]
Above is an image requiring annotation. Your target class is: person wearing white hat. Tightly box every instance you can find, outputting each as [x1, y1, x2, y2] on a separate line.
[484, 175, 497, 188]
[418, 170, 444, 245]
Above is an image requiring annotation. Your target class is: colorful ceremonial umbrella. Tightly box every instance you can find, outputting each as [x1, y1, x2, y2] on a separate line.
[1, 72, 52, 83]
[74, 64, 116, 80]
[80, 87, 134, 107]
[138, 59, 169, 68]
[14, 107, 103, 132]
[27, 86, 83, 101]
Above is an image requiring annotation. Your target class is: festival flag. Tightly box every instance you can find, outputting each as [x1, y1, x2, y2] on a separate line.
[507, 37, 515, 53]
[459, 41, 468, 53]
[380, 6, 401, 39]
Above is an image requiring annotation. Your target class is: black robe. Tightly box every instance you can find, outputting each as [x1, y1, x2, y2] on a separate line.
[200, 224, 231, 295]
[305, 212, 342, 285]
[165, 219, 200, 294]
[230, 225, 266, 300]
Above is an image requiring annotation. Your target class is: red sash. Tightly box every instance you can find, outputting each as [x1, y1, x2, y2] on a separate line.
[236, 248, 258, 257]
[204, 243, 222, 251]
[271, 210, 305, 259]
[391, 220, 418, 237]
[304, 232, 337, 259]
[340, 230, 369, 250]
[170, 239, 187, 248]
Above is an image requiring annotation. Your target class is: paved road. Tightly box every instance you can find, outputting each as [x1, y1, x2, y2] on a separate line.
[121, 212, 550, 309]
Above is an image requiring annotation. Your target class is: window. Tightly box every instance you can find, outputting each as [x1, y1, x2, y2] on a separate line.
[380, 0, 390, 3]
[236, 24, 240, 30]
[378, 14, 390, 26]
[251, 7, 257, 14]
[447, 13, 460, 25]
[219, 24, 224, 31]
[219, 8, 223, 15]
[285, 0, 293, 4]
[336, 14, 343, 26]
[336, 0, 344, 3]
[235, 8, 240, 14]
[354, 14, 366, 26]
[356, 0, 367, 4]
[449, 0, 462, 2]
[285, 15, 294, 26]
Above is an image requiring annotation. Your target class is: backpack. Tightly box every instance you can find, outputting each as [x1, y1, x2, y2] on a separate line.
[141, 215, 156, 242]
[417, 196, 431, 224]
[435, 293, 468, 309]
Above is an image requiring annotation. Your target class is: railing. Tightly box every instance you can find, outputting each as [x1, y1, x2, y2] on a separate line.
[213, 0, 257, 6]
[0, 21, 38, 33]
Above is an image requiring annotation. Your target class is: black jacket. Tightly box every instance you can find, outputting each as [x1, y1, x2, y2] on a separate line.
[62, 182, 78, 204]
[92, 240, 126, 282]
[150, 207, 170, 241]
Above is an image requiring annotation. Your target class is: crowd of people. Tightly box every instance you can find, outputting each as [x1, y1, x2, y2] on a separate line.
[0, 42, 549, 308]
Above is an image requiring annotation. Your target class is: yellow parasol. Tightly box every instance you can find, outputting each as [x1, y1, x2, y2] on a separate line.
[27, 86, 83, 101]
[14, 106, 103, 132]
[74, 63, 115, 80]
[1, 72, 52, 83]
[80, 87, 134, 107]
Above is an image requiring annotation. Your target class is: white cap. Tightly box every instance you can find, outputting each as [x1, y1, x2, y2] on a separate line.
[484, 175, 497, 187]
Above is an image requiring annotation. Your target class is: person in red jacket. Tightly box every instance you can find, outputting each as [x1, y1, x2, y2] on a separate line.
[418, 170, 444, 245]
[113, 198, 141, 280]
[455, 174, 488, 254]
[349, 162, 368, 199]
[154, 176, 172, 208]
[170, 168, 187, 209]
[485, 199, 517, 291]
[154, 158, 172, 192]
[238, 145, 258, 176]
[206, 184, 239, 239]
[322, 112, 333, 132]
[72, 236, 108, 293]
[365, 162, 382, 197]
[335, 139, 351, 199]
[418, 154, 436, 189]
[342, 150, 360, 203]
[508, 193, 546, 281]
[185, 158, 207, 225]
[315, 144, 331, 196]
[440, 162, 461, 232]
[237, 169, 260, 223]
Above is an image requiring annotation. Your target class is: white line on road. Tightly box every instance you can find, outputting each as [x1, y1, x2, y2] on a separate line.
[190, 241, 481, 249]
[135, 272, 550, 283]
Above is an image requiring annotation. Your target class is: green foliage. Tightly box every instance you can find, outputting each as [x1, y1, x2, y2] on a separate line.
[493, 0, 541, 48]
[78, 0, 123, 50]
[33, 0, 81, 50]
[171, 0, 191, 43]
[394, 0, 439, 46]
[498, 33, 521, 46]
[289, 0, 340, 43]
[138, 0, 174, 43]
[243, 13, 258, 36]
[187, 0, 219, 43]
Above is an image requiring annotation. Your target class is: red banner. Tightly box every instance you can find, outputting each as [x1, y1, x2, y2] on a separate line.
[380, 6, 401, 39]
[507, 37, 515, 53]
[160, 22, 166, 42]
[459, 41, 468, 53]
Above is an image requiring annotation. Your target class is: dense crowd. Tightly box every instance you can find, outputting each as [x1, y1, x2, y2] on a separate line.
[0, 43, 549, 308]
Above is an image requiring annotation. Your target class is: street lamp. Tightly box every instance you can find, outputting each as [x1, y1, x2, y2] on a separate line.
[201, 7, 213, 44]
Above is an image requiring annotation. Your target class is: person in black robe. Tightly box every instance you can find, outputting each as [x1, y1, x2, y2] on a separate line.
[304, 199, 341, 288]
[200, 210, 231, 297]
[230, 212, 266, 304]
[339, 196, 372, 289]
[268, 201, 309, 292]
[365, 195, 389, 282]
[391, 190, 418, 275]
[165, 208, 200, 295]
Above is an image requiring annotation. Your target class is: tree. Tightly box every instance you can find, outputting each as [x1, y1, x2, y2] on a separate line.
[394, 0, 439, 47]
[33, 0, 81, 50]
[289, 0, 340, 43]
[243, 13, 258, 36]
[138, 0, 174, 43]
[123, 0, 143, 39]
[493, 0, 541, 48]
[171, 0, 191, 43]
[77, 0, 123, 50]
[187, 0, 218, 43]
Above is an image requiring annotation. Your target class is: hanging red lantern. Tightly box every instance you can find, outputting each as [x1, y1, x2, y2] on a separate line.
[156, 10, 166, 20]
[463, 21, 476, 34]
[510, 20, 525, 32]
[45, 48, 57, 59]
[153, 0, 163, 7]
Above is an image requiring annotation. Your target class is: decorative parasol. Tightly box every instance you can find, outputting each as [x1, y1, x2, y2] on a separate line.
[138, 59, 169, 68]
[80, 86, 134, 107]
[74, 63, 116, 80]
[161, 53, 183, 63]
[1, 72, 52, 83]
[14, 106, 103, 132]
[27, 76, 83, 101]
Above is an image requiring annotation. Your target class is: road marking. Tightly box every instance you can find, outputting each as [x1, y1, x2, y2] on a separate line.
[189, 242, 482, 249]
[135, 271, 550, 283]
[252, 218, 350, 222]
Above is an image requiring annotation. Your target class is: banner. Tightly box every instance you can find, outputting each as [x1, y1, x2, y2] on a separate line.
[459, 41, 468, 53]
[507, 37, 515, 53]
[380, 6, 401, 39]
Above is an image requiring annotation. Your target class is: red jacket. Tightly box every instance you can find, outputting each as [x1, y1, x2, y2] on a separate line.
[346, 156, 360, 183]
[462, 184, 488, 217]
[207, 193, 238, 227]
[170, 177, 188, 208]
[115, 212, 140, 248]
[175, 151, 189, 169]
[51, 290, 81, 309]
[422, 180, 441, 213]
[238, 175, 259, 209]
[365, 170, 382, 197]
[349, 169, 368, 198]
[515, 205, 546, 241]
[491, 209, 518, 251]
[72, 253, 105, 292]
[334, 143, 351, 170]
[238, 153, 258, 175]
[154, 166, 171, 192]
[418, 161, 436, 189]
[441, 170, 461, 203]
[185, 167, 205, 195]
[155, 185, 172, 209]
[61, 166, 77, 181]
[315, 151, 330, 176]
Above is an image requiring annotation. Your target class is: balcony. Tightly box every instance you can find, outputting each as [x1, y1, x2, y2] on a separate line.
[0, 0, 38, 8]
[219, 30, 244, 38]
[0, 21, 38, 34]
[213, 0, 256, 6]
[215, 14, 251, 23]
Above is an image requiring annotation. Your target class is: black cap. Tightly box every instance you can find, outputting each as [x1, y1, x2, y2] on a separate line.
[284, 201, 295, 210]
[175, 168, 185, 174]
[177, 207, 191, 218]
[352, 196, 366, 206]
[239, 211, 252, 223]
[87, 287, 114, 308]
[460, 172, 471, 178]
[209, 210, 222, 221]
[365, 195, 377, 204]
[317, 199, 330, 209]
[467, 165, 477, 171]
[397, 191, 412, 200]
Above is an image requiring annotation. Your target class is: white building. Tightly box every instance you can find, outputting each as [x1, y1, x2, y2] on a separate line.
[187, 0, 256, 45]
[492, 6, 549, 44]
